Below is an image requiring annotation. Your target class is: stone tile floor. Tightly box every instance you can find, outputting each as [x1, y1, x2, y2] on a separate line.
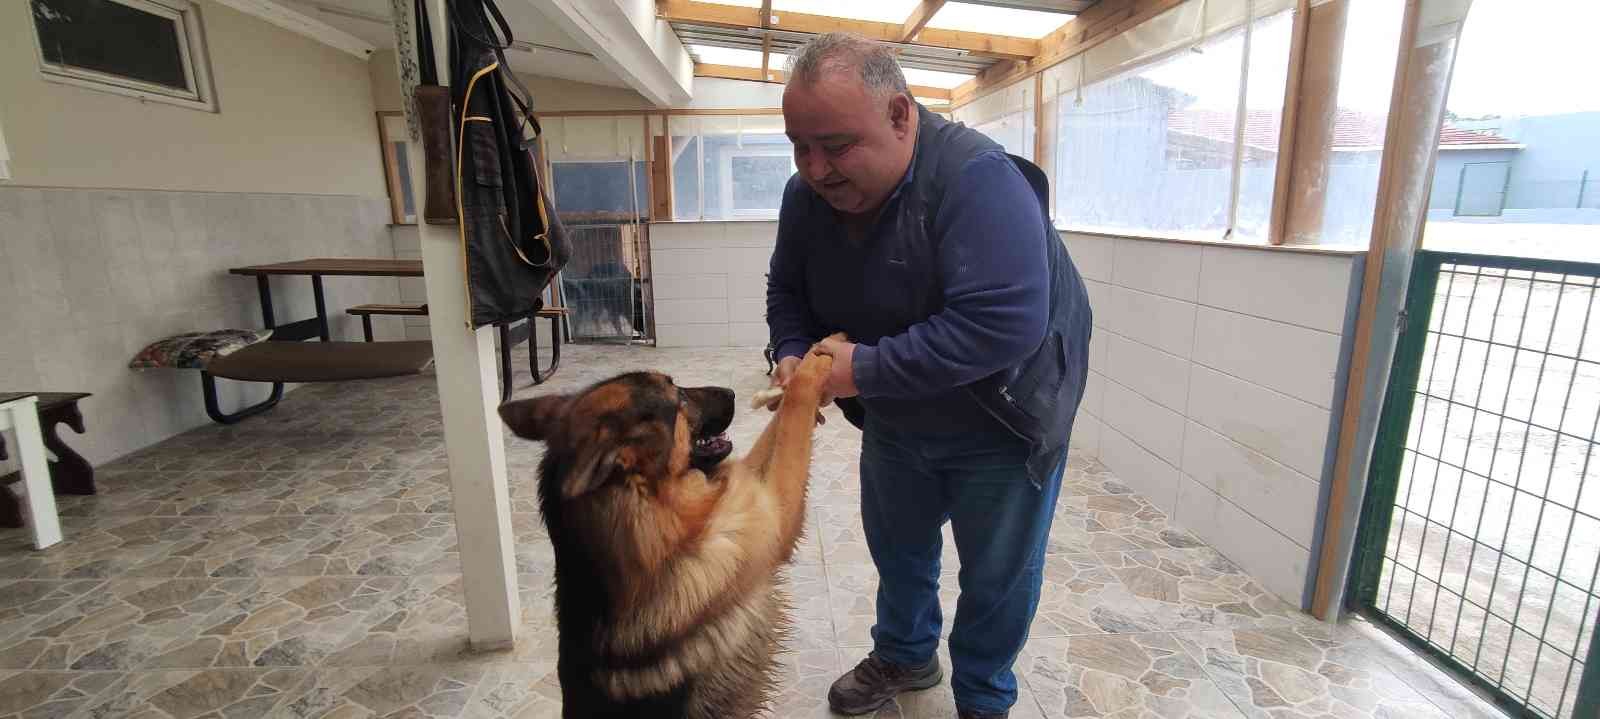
[0, 345, 1509, 718]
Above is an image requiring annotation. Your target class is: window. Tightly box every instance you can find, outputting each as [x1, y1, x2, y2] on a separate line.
[1047, 0, 1293, 241]
[29, 0, 215, 111]
[671, 114, 796, 220]
[975, 109, 1035, 162]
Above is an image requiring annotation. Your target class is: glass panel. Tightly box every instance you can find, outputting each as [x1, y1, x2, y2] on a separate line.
[925, 2, 1073, 39]
[702, 116, 793, 220]
[553, 161, 645, 222]
[32, 0, 189, 91]
[1316, 0, 1405, 246]
[1055, 24, 1246, 239]
[1232, 8, 1295, 241]
[975, 109, 1034, 162]
[669, 116, 701, 220]
[903, 67, 976, 90]
[772, 0, 919, 24]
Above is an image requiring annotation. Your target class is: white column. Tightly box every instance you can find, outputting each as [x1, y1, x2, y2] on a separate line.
[408, 0, 520, 650]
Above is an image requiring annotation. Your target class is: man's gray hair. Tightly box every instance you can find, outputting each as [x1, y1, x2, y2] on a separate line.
[786, 32, 909, 98]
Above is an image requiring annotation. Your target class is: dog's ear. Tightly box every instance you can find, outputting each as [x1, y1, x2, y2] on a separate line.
[498, 395, 570, 441]
[562, 445, 620, 498]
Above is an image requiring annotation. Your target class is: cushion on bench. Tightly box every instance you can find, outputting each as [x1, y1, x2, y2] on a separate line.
[129, 329, 273, 370]
[205, 341, 435, 382]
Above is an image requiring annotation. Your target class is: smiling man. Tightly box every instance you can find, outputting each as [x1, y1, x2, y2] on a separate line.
[766, 33, 1093, 719]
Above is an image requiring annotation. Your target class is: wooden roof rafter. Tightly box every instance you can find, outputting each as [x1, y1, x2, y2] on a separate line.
[694, 63, 954, 102]
[950, 0, 1182, 106]
[657, 0, 1043, 61]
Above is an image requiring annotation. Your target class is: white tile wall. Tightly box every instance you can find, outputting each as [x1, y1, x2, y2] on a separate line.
[1062, 233, 1115, 282]
[1192, 306, 1341, 408]
[649, 221, 777, 347]
[1181, 421, 1321, 547]
[1099, 426, 1181, 516]
[1104, 286, 1197, 358]
[1062, 233, 1361, 608]
[1104, 333, 1190, 412]
[1101, 380, 1185, 467]
[1175, 474, 1311, 604]
[1185, 365, 1331, 480]
[0, 186, 398, 469]
[1198, 245, 1358, 333]
[654, 274, 728, 300]
[1112, 238, 1202, 301]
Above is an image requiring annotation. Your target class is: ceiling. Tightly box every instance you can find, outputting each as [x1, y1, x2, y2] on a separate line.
[280, 0, 631, 88]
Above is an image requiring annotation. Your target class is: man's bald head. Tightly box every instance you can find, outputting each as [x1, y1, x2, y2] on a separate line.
[782, 33, 919, 216]
[786, 32, 909, 101]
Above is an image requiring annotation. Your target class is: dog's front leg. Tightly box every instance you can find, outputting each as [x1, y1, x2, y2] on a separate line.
[756, 349, 832, 555]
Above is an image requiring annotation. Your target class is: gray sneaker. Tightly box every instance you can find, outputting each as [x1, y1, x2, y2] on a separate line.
[828, 651, 943, 715]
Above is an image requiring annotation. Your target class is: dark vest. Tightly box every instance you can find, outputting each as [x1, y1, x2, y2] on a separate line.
[836, 106, 1094, 485]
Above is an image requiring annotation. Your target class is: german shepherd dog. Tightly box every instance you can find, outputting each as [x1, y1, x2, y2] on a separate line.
[498, 348, 835, 718]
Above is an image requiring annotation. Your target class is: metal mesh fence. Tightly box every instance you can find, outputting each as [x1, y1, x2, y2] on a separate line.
[1357, 250, 1600, 718]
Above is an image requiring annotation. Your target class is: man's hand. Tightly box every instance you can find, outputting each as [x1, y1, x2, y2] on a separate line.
[772, 356, 802, 390]
[810, 336, 860, 401]
[765, 355, 825, 424]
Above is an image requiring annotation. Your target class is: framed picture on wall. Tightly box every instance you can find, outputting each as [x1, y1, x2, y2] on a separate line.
[376, 111, 417, 225]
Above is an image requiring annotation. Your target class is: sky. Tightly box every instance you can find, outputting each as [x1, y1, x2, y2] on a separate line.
[1446, 0, 1600, 117]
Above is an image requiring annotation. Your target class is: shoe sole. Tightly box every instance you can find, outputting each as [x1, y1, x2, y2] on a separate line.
[827, 671, 945, 716]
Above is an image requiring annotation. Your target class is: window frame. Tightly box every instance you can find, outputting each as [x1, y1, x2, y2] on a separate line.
[29, 0, 218, 113]
[1044, 5, 1295, 243]
[719, 146, 795, 219]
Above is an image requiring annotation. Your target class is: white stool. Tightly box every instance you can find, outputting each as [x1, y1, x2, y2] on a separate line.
[1, 395, 62, 549]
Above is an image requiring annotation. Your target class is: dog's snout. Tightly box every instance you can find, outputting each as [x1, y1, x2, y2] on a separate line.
[681, 386, 735, 434]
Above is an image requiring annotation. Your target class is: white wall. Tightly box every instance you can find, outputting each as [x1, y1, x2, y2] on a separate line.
[0, 0, 384, 197]
[0, 1, 403, 470]
[649, 221, 777, 348]
[1065, 233, 1363, 606]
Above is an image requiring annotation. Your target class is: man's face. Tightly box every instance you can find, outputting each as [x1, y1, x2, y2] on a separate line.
[783, 73, 915, 216]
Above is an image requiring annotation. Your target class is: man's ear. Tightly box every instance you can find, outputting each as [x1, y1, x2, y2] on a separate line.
[889, 93, 915, 135]
[498, 395, 570, 441]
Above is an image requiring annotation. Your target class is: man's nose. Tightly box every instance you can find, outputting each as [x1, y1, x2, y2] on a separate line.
[800, 152, 832, 182]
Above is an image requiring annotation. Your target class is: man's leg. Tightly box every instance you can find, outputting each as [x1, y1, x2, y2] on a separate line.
[944, 443, 1065, 715]
[830, 421, 949, 714]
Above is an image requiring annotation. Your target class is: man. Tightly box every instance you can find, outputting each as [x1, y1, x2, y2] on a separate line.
[767, 33, 1092, 719]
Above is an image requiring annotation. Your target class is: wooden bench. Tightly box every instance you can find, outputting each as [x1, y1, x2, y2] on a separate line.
[347, 301, 567, 400]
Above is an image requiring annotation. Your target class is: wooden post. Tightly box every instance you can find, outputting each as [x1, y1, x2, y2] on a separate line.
[1310, 0, 1472, 620]
[407, 0, 521, 649]
[1279, 0, 1350, 245]
[652, 134, 675, 221]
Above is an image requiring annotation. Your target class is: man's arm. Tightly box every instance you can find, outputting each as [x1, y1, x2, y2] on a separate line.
[852, 152, 1050, 398]
[767, 175, 824, 365]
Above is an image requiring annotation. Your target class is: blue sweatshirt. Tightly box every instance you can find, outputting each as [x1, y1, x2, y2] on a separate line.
[766, 148, 1052, 435]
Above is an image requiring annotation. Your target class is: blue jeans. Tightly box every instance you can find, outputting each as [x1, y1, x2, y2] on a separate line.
[859, 417, 1064, 714]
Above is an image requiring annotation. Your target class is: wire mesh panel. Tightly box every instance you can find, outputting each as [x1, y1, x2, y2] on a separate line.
[559, 224, 646, 343]
[1355, 250, 1600, 718]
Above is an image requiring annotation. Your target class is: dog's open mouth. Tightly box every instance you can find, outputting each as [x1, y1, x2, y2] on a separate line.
[691, 432, 733, 469]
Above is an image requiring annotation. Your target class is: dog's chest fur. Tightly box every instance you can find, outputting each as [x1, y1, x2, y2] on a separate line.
[551, 570, 788, 719]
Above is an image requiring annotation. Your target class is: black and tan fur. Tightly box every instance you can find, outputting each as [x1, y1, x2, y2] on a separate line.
[498, 348, 835, 719]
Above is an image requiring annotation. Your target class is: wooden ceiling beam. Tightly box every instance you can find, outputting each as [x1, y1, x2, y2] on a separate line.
[694, 63, 952, 100]
[899, 0, 947, 43]
[760, 31, 774, 81]
[950, 0, 1185, 107]
[659, 0, 1040, 60]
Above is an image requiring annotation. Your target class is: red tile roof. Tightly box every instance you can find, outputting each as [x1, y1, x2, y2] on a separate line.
[1164, 107, 1519, 151]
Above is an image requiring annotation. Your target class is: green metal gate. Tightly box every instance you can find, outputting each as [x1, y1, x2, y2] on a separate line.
[1351, 250, 1600, 719]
